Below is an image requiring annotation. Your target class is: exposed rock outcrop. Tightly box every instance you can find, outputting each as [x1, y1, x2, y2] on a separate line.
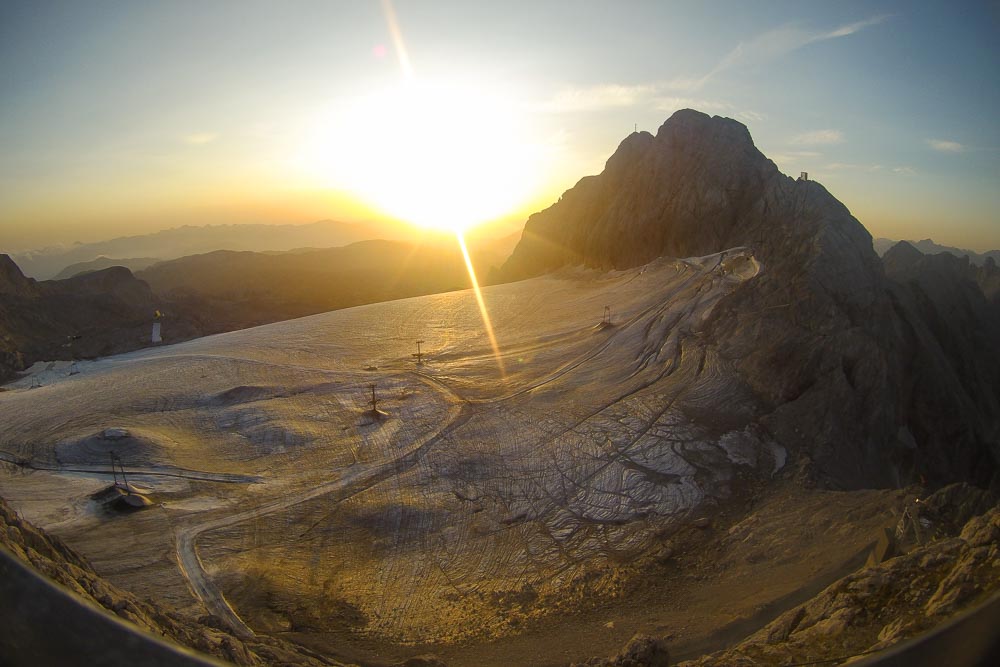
[0, 495, 347, 665]
[674, 485, 1000, 666]
[877, 239, 1000, 306]
[0, 254, 201, 382]
[499, 109, 999, 490]
[884, 241, 1000, 312]
[502, 110, 876, 282]
[575, 634, 671, 667]
[874, 237, 1000, 270]
[53, 255, 160, 280]
[0, 254, 39, 298]
[976, 257, 1000, 306]
[881, 243, 1000, 488]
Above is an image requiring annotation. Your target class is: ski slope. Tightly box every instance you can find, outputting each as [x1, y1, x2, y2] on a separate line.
[0, 247, 782, 644]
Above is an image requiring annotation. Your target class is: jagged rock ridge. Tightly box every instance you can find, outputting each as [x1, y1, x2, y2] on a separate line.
[874, 236, 1000, 268]
[500, 109, 999, 490]
[0, 255, 198, 382]
[674, 486, 1000, 667]
[0, 496, 345, 665]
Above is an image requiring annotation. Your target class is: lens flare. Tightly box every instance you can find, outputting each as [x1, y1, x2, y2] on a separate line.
[320, 1, 511, 378]
[380, 0, 413, 80]
[457, 233, 506, 378]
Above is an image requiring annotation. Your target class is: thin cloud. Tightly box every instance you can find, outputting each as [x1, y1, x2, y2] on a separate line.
[653, 97, 731, 113]
[659, 75, 711, 92]
[790, 129, 844, 146]
[183, 132, 218, 145]
[892, 166, 917, 175]
[698, 15, 891, 88]
[538, 16, 890, 113]
[539, 84, 657, 113]
[824, 15, 892, 39]
[927, 139, 965, 153]
[769, 150, 823, 166]
[825, 162, 883, 172]
[539, 82, 732, 115]
[773, 150, 823, 160]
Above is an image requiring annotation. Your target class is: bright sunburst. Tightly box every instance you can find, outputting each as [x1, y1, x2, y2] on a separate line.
[306, 79, 541, 233]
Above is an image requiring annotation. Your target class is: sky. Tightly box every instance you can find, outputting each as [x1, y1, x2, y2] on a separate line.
[1, 0, 998, 252]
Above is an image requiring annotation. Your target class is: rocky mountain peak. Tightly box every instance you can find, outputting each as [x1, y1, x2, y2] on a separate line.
[603, 130, 654, 174]
[0, 254, 37, 297]
[62, 265, 138, 290]
[51, 265, 155, 312]
[498, 109, 998, 490]
[654, 107, 756, 151]
[0, 260, 166, 382]
[881, 240, 925, 274]
[500, 108, 861, 284]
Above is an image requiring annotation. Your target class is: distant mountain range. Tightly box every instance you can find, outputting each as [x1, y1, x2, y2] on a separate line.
[53, 256, 161, 280]
[136, 238, 509, 332]
[873, 237, 1000, 267]
[0, 256, 193, 382]
[10, 219, 409, 280]
[0, 235, 512, 382]
[872, 237, 999, 305]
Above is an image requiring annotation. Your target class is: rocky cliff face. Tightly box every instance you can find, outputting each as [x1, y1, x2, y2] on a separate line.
[674, 485, 1000, 667]
[884, 241, 1000, 307]
[0, 255, 200, 383]
[0, 496, 344, 666]
[502, 110, 878, 287]
[881, 242, 1000, 485]
[976, 257, 1000, 306]
[0, 254, 38, 297]
[500, 109, 998, 490]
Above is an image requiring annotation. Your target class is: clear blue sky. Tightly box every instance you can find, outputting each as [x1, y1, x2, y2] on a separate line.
[1, 0, 997, 251]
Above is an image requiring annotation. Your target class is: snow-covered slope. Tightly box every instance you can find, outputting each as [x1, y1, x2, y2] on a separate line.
[0, 247, 775, 643]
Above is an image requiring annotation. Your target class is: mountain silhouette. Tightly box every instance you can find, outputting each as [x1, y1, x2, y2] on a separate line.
[501, 109, 999, 490]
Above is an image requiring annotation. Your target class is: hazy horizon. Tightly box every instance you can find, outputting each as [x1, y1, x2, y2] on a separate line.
[2, 0, 998, 252]
[4, 215, 526, 256]
[8, 215, 1000, 260]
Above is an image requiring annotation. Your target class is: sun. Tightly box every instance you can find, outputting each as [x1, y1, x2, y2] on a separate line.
[307, 81, 539, 233]
[305, 79, 542, 233]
